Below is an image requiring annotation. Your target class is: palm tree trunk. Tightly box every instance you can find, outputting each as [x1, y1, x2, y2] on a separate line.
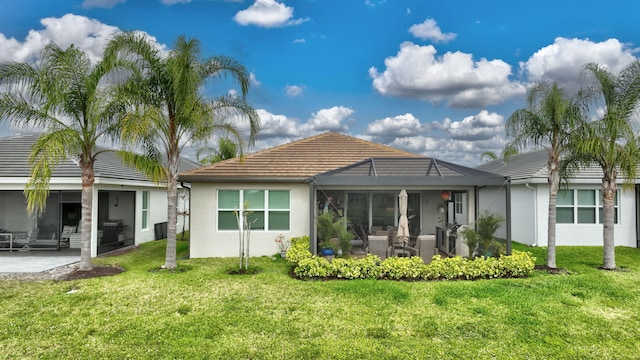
[164, 154, 179, 270]
[165, 179, 178, 269]
[602, 174, 617, 269]
[79, 162, 95, 271]
[547, 157, 559, 268]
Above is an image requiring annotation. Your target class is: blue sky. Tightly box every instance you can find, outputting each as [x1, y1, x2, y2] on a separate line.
[1, 0, 639, 166]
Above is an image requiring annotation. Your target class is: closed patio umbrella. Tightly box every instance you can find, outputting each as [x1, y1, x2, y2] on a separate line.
[397, 189, 410, 249]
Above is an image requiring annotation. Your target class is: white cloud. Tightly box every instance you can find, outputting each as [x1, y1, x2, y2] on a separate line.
[233, 106, 505, 167]
[255, 109, 303, 137]
[234, 0, 307, 28]
[285, 84, 304, 97]
[430, 110, 505, 141]
[364, 0, 386, 6]
[365, 113, 425, 137]
[360, 110, 506, 166]
[0, 14, 120, 64]
[369, 42, 526, 108]
[0, 14, 168, 65]
[408, 18, 456, 43]
[308, 106, 354, 132]
[520, 37, 637, 93]
[293, 38, 306, 44]
[82, 0, 126, 9]
[444, 110, 504, 141]
[250, 72, 261, 87]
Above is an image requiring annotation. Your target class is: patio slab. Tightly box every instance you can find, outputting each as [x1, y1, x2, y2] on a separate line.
[0, 250, 80, 273]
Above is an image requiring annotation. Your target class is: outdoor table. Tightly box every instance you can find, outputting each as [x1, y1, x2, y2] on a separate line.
[0, 233, 13, 251]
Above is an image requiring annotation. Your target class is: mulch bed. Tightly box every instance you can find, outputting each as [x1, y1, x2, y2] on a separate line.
[535, 264, 570, 275]
[62, 265, 126, 280]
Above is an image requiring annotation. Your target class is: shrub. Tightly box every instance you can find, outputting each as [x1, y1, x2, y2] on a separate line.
[424, 255, 467, 280]
[286, 236, 312, 266]
[461, 211, 506, 258]
[293, 256, 333, 278]
[499, 250, 536, 278]
[287, 236, 536, 281]
[379, 256, 426, 280]
[331, 254, 382, 279]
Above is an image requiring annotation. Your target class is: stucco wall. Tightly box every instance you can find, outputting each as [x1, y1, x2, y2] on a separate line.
[189, 182, 310, 258]
[479, 182, 637, 247]
[541, 183, 636, 247]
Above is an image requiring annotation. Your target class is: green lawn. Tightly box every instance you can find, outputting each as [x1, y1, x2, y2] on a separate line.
[1, 241, 640, 359]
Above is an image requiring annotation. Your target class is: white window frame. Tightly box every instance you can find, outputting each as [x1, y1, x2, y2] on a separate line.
[217, 189, 291, 232]
[557, 189, 619, 225]
[454, 193, 463, 215]
[141, 191, 150, 230]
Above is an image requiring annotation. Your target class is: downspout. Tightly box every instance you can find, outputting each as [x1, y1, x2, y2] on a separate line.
[525, 182, 538, 247]
[309, 179, 317, 255]
[180, 182, 191, 257]
[506, 178, 512, 255]
[636, 185, 640, 249]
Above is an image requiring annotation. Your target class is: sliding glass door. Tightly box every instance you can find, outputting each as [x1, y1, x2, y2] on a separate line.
[345, 191, 421, 234]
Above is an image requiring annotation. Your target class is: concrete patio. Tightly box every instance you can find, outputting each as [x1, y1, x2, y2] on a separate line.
[0, 249, 80, 273]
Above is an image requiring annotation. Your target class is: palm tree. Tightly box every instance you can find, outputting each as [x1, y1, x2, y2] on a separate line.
[104, 33, 260, 269]
[480, 151, 497, 162]
[505, 81, 585, 268]
[571, 61, 640, 270]
[0, 44, 125, 271]
[197, 137, 239, 164]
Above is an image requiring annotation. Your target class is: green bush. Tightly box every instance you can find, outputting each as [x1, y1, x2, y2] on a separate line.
[287, 235, 536, 281]
[423, 250, 536, 280]
[379, 256, 426, 280]
[293, 256, 332, 278]
[462, 211, 506, 258]
[499, 250, 537, 277]
[285, 236, 312, 266]
[331, 254, 382, 279]
[424, 255, 467, 280]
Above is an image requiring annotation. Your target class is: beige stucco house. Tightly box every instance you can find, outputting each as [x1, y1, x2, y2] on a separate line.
[180, 132, 510, 258]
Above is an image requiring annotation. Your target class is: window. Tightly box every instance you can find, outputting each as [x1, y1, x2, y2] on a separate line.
[217, 190, 290, 231]
[557, 189, 618, 224]
[141, 191, 149, 229]
[454, 193, 463, 215]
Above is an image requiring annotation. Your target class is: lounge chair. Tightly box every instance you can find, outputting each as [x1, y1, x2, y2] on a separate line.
[12, 229, 39, 249]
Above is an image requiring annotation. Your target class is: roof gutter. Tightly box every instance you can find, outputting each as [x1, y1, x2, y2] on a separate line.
[178, 176, 309, 183]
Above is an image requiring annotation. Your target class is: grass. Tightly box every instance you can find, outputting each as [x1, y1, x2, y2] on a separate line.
[1, 241, 640, 359]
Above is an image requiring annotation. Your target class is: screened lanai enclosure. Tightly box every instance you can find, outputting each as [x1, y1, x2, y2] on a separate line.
[0, 190, 135, 254]
[309, 157, 511, 258]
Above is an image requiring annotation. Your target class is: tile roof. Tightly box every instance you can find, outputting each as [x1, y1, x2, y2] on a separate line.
[476, 149, 549, 180]
[179, 132, 423, 182]
[0, 133, 200, 181]
[476, 148, 620, 181]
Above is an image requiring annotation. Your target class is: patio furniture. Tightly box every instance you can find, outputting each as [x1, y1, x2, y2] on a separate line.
[12, 229, 39, 249]
[417, 235, 436, 263]
[367, 235, 392, 260]
[0, 232, 13, 250]
[60, 225, 77, 248]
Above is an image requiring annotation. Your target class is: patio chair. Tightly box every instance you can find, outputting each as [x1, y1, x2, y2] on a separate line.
[60, 225, 77, 248]
[12, 229, 39, 249]
[417, 234, 436, 263]
[367, 235, 392, 260]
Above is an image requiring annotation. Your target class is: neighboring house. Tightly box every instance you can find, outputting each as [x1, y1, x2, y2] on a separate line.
[0, 133, 199, 256]
[179, 132, 510, 258]
[477, 149, 640, 248]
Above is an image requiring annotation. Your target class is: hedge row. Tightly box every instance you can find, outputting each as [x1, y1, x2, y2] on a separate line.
[286, 236, 536, 281]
